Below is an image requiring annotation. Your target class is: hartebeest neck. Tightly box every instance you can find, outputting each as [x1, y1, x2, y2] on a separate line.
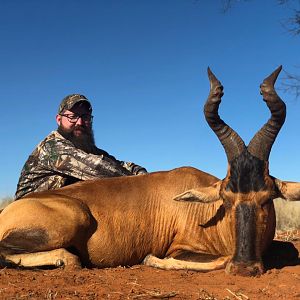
[166, 200, 235, 257]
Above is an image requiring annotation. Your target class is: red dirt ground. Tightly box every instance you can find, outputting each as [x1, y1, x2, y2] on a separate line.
[0, 236, 299, 300]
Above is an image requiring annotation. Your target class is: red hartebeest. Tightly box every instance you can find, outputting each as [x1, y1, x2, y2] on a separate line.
[0, 66, 299, 276]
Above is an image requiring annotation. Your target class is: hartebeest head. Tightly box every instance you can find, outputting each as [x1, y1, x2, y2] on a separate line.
[175, 66, 300, 276]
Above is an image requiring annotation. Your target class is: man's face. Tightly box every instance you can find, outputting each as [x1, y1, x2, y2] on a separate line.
[56, 102, 92, 136]
[56, 102, 96, 153]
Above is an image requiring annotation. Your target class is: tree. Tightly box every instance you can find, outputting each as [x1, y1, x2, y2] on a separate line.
[222, 0, 300, 96]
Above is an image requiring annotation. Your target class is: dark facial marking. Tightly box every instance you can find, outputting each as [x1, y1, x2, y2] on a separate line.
[227, 150, 266, 193]
[233, 203, 257, 262]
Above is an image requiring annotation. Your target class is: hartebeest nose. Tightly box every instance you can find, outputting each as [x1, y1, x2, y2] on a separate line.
[225, 260, 264, 276]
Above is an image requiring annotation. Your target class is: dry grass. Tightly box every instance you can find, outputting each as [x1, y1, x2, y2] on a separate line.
[274, 198, 300, 231]
[274, 229, 300, 241]
[0, 196, 13, 210]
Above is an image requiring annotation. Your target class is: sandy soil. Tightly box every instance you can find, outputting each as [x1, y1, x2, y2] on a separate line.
[0, 237, 299, 300]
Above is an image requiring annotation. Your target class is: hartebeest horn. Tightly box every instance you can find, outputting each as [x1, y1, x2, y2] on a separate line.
[204, 67, 246, 162]
[247, 66, 286, 161]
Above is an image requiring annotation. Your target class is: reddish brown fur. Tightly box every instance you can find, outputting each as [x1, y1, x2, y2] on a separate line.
[0, 167, 236, 267]
[0, 164, 296, 275]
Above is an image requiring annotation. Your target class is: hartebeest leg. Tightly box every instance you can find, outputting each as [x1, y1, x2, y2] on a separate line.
[143, 254, 229, 272]
[0, 195, 94, 268]
[5, 248, 81, 269]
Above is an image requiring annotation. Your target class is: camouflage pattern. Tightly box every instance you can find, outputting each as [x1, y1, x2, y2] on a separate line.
[58, 94, 92, 114]
[15, 131, 147, 199]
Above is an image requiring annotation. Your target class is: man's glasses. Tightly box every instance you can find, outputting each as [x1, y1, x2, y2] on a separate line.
[60, 113, 93, 123]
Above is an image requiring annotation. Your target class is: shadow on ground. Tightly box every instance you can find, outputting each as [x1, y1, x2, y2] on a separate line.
[264, 240, 300, 270]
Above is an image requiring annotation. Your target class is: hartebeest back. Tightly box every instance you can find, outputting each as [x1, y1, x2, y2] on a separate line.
[0, 66, 299, 276]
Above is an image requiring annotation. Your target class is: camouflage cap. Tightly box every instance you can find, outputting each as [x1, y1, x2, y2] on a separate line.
[58, 94, 92, 114]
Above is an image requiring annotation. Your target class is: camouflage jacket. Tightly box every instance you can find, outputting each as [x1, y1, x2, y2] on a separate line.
[15, 130, 147, 199]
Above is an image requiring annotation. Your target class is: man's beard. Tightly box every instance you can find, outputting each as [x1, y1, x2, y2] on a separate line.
[57, 124, 96, 154]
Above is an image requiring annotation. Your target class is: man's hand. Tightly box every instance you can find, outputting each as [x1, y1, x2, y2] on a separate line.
[136, 168, 147, 175]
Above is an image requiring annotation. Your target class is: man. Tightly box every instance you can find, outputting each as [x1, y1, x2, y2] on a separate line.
[15, 94, 147, 199]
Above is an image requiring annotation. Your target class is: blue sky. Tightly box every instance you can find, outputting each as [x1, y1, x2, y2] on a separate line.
[1, 0, 300, 199]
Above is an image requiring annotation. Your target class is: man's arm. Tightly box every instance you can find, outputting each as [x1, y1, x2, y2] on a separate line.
[42, 137, 133, 180]
[92, 147, 147, 175]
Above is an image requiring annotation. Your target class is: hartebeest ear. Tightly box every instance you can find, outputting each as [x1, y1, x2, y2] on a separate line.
[275, 179, 300, 201]
[173, 181, 221, 203]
